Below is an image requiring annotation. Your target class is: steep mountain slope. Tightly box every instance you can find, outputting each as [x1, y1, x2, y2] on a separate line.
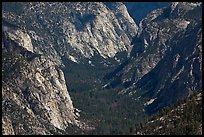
[2, 2, 137, 64]
[2, 2, 202, 135]
[2, 2, 140, 135]
[2, 21, 80, 135]
[105, 2, 202, 113]
[124, 2, 170, 24]
[134, 92, 202, 135]
[2, 2, 139, 93]
[137, 17, 202, 114]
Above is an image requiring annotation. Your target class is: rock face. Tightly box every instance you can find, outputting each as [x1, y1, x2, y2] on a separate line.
[139, 18, 202, 114]
[105, 2, 202, 113]
[2, 24, 33, 52]
[127, 2, 201, 84]
[2, 2, 138, 64]
[2, 2, 202, 135]
[2, 23, 79, 135]
[2, 2, 139, 134]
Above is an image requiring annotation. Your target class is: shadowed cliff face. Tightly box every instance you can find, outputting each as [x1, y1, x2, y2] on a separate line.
[105, 2, 202, 114]
[140, 19, 202, 114]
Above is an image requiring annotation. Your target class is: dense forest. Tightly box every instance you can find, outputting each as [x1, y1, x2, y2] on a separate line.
[133, 91, 202, 135]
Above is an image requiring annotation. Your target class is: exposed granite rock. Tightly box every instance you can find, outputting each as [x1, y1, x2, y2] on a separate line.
[2, 116, 15, 135]
[2, 2, 138, 64]
[2, 24, 79, 135]
[106, 2, 202, 88]
[139, 18, 202, 114]
[2, 25, 33, 52]
[2, 2, 139, 134]
[105, 2, 202, 113]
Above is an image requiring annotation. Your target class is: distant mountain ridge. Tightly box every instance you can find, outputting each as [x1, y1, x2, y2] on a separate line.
[105, 2, 202, 114]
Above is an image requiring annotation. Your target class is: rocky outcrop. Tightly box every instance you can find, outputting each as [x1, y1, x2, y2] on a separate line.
[2, 2, 138, 64]
[106, 2, 202, 86]
[2, 24, 33, 53]
[139, 18, 202, 114]
[125, 2, 201, 84]
[2, 23, 79, 135]
[2, 2, 139, 134]
[105, 2, 202, 113]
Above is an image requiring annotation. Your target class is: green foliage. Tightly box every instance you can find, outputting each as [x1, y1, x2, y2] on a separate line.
[69, 88, 147, 135]
[62, 55, 119, 92]
[133, 92, 202, 135]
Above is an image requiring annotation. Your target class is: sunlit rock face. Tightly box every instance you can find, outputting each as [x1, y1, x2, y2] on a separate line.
[2, 22, 79, 135]
[2, 2, 139, 134]
[2, 2, 138, 64]
[2, 25, 33, 52]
